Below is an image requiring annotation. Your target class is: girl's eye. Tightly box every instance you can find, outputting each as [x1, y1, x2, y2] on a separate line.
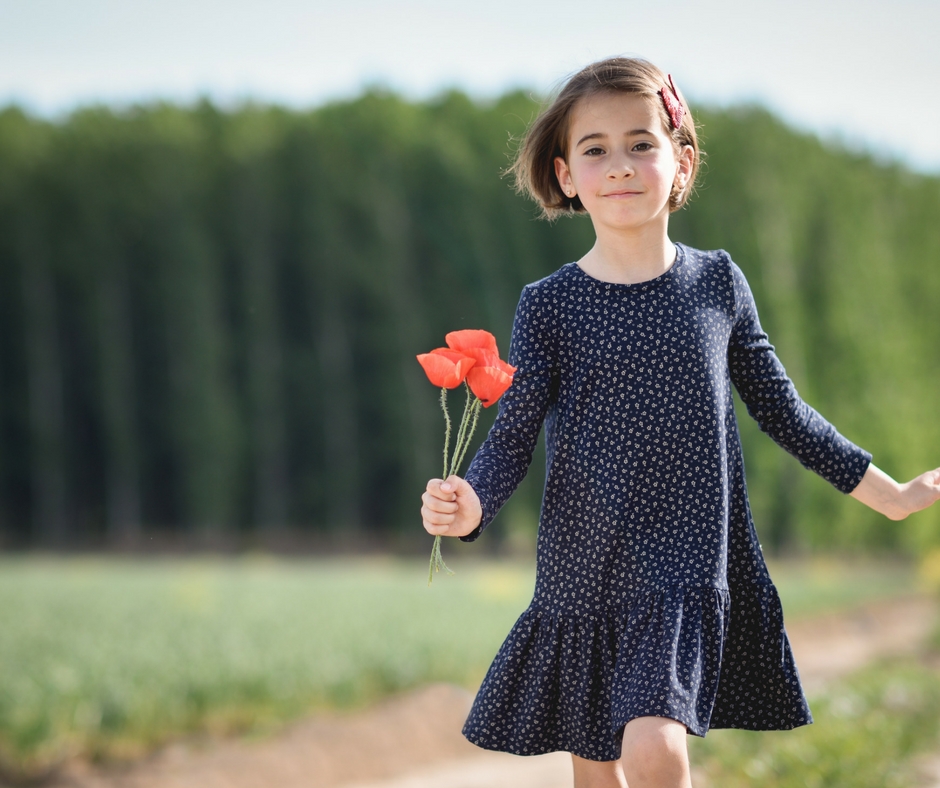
[633, 142, 653, 152]
[584, 147, 604, 156]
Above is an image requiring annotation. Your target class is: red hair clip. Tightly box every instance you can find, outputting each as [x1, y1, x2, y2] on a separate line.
[659, 74, 685, 131]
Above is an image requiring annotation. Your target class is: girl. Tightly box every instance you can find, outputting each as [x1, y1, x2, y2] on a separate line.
[420, 57, 940, 788]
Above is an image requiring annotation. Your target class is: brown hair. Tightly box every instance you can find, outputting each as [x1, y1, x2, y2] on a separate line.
[510, 57, 701, 220]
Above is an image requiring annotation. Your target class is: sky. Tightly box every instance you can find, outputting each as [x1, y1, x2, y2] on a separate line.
[1, 0, 939, 173]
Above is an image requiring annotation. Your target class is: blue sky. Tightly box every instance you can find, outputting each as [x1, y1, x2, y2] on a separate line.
[2, 0, 938, 172]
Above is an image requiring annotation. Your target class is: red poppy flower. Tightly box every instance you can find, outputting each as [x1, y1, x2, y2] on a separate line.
[467, 365, 514, 407]
[419, 327, 518, 583]
[445, 329, 498, 355]
[447, 330, 513, 370]
[416, 348, 476, 389]
[456, 346, 498, 369]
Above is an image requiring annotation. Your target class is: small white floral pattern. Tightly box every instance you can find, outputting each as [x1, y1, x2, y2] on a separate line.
[460, 245, 872, 761]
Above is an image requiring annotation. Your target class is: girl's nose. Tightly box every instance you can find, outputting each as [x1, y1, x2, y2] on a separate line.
[606, 152, 634, 178]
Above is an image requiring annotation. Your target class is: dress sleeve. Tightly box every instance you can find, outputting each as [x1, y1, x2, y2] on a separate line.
[727, 262, 871, 493]
[460, 285, 557, 541]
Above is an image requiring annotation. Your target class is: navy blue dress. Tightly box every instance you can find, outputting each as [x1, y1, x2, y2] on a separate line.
[459, 244, 871, 761]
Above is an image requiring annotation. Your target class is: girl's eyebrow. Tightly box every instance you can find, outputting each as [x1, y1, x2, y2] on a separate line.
[575, 131, 606, 147]
[575, 129, 654, 147]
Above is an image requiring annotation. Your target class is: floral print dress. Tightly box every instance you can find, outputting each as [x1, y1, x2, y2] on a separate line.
[460, 244, 872, 761]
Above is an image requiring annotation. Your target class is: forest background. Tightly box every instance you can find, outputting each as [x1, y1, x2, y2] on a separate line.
[0, 88, 938, 555]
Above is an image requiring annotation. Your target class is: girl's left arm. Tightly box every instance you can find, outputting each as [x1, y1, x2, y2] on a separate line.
[728, 258, 940, 519]
[850, 464, 940, 520]
[727, 261, 872, 494]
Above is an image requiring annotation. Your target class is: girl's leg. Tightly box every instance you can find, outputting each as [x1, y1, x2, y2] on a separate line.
[571, 754, 627, 788]
[620, 717, 692, 788]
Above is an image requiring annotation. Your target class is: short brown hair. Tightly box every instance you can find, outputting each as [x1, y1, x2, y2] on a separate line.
[510, 57, 701, 220]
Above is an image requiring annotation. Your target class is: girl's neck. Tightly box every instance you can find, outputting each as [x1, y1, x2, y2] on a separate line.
[577, 232, 676, 286]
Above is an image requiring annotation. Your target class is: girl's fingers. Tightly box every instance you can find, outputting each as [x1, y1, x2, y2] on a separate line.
[421, 477, 474, 535]
[421, 492, 459, 531]
[425, 478, 458, 502]
[422, 511, 455, 534]
[422, 505, 455, 524]
[421, 491, 459, 513]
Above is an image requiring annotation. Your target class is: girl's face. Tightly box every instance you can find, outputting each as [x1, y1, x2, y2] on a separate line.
[554, 92, 693, 234]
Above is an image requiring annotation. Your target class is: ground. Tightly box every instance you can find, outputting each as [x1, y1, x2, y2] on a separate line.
[48, 595, 939, 788]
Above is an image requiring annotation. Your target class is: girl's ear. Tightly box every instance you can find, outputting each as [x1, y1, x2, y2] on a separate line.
[554, 156, 575, 197]
[674, 144, 694, 191]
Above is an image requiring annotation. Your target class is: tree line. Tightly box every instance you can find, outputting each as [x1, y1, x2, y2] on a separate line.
[0, 90, 937, 552]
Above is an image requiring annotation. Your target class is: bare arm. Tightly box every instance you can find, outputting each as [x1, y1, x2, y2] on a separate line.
[850, 463, 940, 520]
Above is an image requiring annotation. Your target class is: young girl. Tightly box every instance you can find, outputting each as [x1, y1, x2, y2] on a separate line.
[420, 57, 940, 788]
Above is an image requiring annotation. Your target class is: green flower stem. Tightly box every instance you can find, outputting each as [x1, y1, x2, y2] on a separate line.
[429, 383, 486, 585]
[440, 387, 451, 478]
[449, 383, 474, 477]
[452, 397, 482, 473]
[428, 534, 453, 585]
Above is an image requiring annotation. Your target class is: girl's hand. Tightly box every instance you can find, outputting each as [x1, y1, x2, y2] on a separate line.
[421, 476, 483, 538]
[898, 468, 940, 518]
[851, 464, 940, 520]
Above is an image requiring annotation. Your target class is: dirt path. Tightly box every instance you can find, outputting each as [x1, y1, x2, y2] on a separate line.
[51, 595, 938, 788]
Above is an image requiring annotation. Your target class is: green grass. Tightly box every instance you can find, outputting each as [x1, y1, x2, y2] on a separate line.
[690, 661, 940, 787]
[0, 555, 926, 781]
[763, 556, 921, 618]
[0, 555, 534, 778]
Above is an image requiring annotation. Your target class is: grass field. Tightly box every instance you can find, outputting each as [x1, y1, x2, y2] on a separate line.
[0, 554, 932, 781]
[691, 661, 940, 788]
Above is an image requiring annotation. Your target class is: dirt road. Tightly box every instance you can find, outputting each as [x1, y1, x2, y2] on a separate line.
[52, 595, 938, 788]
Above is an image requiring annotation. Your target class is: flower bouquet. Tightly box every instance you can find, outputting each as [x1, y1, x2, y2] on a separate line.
[417, 329, 515, 584]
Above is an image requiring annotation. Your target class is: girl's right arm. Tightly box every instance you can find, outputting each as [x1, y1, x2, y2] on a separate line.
[421, 285, 556, 542]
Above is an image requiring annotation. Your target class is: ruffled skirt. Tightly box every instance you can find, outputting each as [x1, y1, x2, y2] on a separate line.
[462, 582, 811, 761]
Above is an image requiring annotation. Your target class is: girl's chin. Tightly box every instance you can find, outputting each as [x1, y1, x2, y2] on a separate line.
[589, 209, 669, 231]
